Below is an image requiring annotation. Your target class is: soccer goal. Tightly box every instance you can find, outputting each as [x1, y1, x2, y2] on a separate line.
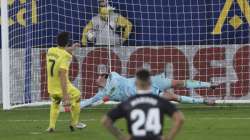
[2, 0, 250, 110]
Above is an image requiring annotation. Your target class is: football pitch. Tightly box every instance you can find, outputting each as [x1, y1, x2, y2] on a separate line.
[0, 104, 249, 140]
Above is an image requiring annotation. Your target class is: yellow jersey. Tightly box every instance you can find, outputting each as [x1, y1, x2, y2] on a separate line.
[46, 47, 72, 95]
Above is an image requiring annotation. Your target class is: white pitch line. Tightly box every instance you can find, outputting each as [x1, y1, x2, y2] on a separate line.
[30, 132, 43, 135]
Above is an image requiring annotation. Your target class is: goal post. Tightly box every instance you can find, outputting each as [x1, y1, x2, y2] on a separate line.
[1, 0, 11, 110]
[2, 0, 250, 110]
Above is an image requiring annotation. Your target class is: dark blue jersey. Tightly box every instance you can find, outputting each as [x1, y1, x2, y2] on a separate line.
[107, 93, 178, 140]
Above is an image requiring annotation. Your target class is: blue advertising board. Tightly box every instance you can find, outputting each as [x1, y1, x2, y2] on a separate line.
[1, 0, 250, 48]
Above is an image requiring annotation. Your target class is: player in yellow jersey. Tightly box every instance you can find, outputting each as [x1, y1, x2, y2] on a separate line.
[46, 32, 86, 132]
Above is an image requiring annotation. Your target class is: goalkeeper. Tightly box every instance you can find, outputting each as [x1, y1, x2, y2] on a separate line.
[46, 32, 86, 132]
[79, 66, 216, 109]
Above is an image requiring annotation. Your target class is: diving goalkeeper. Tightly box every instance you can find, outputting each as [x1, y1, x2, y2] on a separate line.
[79, 65, 216, 109]
[46, 32, 86, 132]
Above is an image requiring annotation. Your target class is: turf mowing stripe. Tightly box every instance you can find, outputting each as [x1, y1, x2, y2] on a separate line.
[6, 104, 250, 111]
[195, 117, 250, 120]
[1, 119, 97, 122]
[1, 117, 250, 122]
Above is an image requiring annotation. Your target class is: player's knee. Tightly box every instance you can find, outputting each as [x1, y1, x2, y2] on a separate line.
[51, 95, 62, 105]
[71, 97, 80, 107]
[75, 89, 81, 100]
[75, 95, 81, 103]
[71, 92, 81, 105]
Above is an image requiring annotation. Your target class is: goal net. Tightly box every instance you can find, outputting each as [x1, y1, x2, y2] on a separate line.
[2, 0, 250, 109]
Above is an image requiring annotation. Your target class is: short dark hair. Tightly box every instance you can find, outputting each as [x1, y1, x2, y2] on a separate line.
[136, 69, 151, 83]
[98, 0, 107, 7]
[57, 32, 70, 47]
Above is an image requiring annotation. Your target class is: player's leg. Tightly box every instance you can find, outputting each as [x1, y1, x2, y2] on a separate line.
[152, 74, 216, 90]
[68, 85, 87, 131]
[47, 94, 62, 131]
[173, 80, 214, 89]
[68, 86, 81, 126]
[160, 91, 215, 105]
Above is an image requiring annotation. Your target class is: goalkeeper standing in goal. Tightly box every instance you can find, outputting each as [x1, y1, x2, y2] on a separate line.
[46, 32, 86, 132]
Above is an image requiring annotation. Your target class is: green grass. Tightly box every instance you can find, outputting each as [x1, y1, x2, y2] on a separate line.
[0, 104, 250, 140]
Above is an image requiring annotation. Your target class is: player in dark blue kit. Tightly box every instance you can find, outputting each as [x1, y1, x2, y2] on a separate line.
[102, 69, 184, 140]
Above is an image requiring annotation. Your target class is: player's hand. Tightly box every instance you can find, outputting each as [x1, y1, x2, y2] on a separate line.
[63, 100, 70, 106]
[66, 43, 81, 53]
[121, 38, 126, 44]
[204, 99, 216, 106]
[103, 96, 110, 102]
[72, 42, 81, 48]
[63, 95, 71, 106]
[209, 84, 218, 90]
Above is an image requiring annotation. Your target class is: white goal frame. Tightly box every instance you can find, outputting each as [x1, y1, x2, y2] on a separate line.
[2, 0, 250, 110]
[1, 0, 11, 110]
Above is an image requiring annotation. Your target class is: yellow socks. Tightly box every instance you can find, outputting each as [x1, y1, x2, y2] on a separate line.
[49, 101, 60, 129]
[70, 98, 80, 126]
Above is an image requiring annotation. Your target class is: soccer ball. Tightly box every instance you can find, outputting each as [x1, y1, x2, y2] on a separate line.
[87, 30, 96, 42]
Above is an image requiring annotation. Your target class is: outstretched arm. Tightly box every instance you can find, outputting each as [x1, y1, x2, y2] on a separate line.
[171, 80, 212, 89]
[80, 90, 106, 108]
[81, 75, 121, 108]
